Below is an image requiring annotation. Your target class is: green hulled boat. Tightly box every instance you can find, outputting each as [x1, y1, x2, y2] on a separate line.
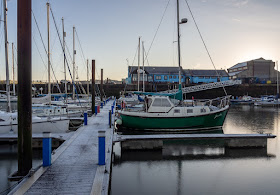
[116, 0, 231, 131]
[117, 95, 230, 131]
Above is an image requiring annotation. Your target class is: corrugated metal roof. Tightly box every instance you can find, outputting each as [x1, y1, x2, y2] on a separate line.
[228, 58, 273, 70]
[128, 66, 180, 74]
[228, 62, 247, 70]
[128, 66, 228, 77]
[228, 71, 243, 76]
[187, 69, 229, 77]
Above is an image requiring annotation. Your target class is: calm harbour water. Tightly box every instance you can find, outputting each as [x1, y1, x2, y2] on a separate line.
[111, 105, 280, 195]
[1, 105, 280, 194]
[0, 146, 42, 195]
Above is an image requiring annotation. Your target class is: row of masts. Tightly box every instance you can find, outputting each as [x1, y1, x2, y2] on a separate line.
[3, 2, 93, 112]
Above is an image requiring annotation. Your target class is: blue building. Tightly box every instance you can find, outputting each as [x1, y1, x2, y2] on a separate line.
[126, 66, 229, 84]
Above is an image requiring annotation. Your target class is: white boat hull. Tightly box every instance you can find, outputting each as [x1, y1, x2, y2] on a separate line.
[0, 117, 70, 134]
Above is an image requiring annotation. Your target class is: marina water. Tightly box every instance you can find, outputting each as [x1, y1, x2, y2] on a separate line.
[1, 105, 280, 194]
[111, 105, 280, 195]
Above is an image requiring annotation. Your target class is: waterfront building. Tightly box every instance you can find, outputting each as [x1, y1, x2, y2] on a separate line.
[228, 58, 278, 84]
[126, 66, 229, 84]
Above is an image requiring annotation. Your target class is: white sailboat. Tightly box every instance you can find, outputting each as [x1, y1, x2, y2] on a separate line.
[0, 2, 70, 134]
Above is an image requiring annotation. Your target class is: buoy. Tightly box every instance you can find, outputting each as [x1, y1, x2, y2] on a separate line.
[116, 119, 122, 125]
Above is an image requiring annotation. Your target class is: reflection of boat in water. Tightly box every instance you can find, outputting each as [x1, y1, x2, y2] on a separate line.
[114, 139, 274, 163]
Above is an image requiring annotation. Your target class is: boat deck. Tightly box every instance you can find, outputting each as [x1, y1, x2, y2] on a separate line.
[10, 100, 114, 195]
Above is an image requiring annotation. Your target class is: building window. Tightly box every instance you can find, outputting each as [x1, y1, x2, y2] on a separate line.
[243, 67, 247, 70]
[155, 76, 162, 80]
[238, 68, 242, 71]
[164, 76, 168, 80]
[228, 70, 232, 73]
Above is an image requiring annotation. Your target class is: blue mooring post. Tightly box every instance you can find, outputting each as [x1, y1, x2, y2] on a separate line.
[101, 102, 103, 108]
[95, 106, 98, 115]
[98, 131, 106, 165]
[109, 110, 112, 128]
[43, 132, 52, 167]
[111, 105, 114, 114]
[84, 112, 88, 125]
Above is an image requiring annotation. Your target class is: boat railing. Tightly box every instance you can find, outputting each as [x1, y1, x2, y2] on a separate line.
[195, 95, 231, 108]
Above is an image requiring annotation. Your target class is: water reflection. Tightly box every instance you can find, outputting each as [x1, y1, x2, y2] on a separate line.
[0, 144, 42, 195]
[114, 140, 273, 163]
[111, 105, 280, 195]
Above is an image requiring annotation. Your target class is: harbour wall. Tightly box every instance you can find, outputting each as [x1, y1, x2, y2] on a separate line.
[0, 83, 278, 99]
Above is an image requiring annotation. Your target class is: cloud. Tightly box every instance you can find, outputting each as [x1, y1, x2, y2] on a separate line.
[232, 18, 241, 22]
[224, 0, 250, 7]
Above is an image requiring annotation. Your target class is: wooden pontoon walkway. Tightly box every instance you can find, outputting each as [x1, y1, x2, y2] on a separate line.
[11, 101, 114, 195]
[114, 133, 276, 142]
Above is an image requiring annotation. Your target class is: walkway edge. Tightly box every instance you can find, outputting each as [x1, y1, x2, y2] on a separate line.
[9, 126, 86, 195]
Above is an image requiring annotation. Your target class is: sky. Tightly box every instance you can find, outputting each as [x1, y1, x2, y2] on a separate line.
[0, 0, 280, 81]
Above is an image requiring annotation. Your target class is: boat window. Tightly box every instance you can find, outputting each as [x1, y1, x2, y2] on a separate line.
[200, 108, 206, 113]
[174, 109, 180, 113]
[162, 99, 171, 107]
[164, 76, 168, 80]
[0, 118, 4, 122]
[152, 98, 171, 107]
[187, 109, 193, 113]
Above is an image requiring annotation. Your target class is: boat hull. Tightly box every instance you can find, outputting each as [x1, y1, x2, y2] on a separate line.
[0, 118, 70, 134]
[119, 108, 229, 131]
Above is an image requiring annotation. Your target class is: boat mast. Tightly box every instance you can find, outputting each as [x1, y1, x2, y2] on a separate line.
[47, 2, 51, 104]
[142, 41, 145, 92]
[277, 61, 279, 99]
[138, 36, 140, 91]
[176, 0, 182, 87]
[3, 0, 11, 112]
[12, 42, 15, 96]
[62, 17, 67, 103]
[87, 59, 89, 96]
[73, 26, 76, 99]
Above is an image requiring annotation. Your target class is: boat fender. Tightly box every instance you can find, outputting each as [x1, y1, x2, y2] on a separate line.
[116, 119, 122, 125]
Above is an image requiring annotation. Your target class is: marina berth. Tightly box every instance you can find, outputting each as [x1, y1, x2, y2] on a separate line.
[0, 111, 70, 134]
